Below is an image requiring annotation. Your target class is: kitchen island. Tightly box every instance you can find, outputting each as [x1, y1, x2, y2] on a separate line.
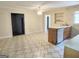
[64, 35, 79, 58]
[48, 26, 71, 45]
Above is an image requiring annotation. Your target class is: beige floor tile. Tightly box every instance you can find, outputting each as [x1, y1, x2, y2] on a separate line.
[0, 32, 64, 58]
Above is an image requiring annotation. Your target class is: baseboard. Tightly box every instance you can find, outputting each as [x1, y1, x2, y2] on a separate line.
[0, 31, 43, 39]
[0, 36, 12, 39]
[25, 31, 43, 35]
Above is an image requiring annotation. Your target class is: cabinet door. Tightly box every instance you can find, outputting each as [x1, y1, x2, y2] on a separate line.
[64, 27, 71, 39]
[48, 28, 57, 44]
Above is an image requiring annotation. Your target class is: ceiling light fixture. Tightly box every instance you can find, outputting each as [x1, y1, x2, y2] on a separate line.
[37, 6, 43, 15]
[37, 10, 42, 15]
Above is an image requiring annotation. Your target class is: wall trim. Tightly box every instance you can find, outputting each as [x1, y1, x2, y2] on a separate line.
[0, 31, 43, 39]
[25, 31, 43, 35]
[0, 36, 12, 39]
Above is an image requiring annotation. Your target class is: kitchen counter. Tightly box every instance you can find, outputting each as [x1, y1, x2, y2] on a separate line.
[48, 25, 71, 45]
[50, 26, 71, 29]
[51, 25, 71, 39]
[64, 35, 79, 58]
[65, 35, 79, 51]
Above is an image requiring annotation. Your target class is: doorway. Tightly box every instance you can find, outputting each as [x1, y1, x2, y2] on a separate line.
[45, 15, 51, 32]
[11, 13, 25, 36]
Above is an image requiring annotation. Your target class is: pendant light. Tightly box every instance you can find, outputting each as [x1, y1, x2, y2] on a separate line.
[37, 6, 43, 15]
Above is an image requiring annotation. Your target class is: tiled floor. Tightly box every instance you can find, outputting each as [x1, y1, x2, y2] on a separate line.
[0, 32, 64, 58]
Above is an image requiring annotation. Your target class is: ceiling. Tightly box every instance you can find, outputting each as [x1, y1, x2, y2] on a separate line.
[0, 1, 79, 11]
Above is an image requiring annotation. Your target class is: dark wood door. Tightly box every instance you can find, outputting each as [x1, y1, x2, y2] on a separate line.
[11, 13, 25, 36]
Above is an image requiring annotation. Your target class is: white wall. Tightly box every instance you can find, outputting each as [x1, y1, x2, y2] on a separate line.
[66, 5, 79, 37]
[0, 7, 44, 39]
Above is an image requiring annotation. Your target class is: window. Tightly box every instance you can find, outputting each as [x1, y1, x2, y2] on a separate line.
[74, 12, 79, 24]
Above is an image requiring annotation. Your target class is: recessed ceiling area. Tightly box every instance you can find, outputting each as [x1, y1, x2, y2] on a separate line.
[0, 1, 79, 11]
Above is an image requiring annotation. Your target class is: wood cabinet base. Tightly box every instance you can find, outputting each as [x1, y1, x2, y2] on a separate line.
[64, 46, 79, 58]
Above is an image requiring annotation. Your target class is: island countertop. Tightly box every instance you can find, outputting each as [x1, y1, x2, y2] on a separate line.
[65, 35, 79, 51]
[49, 26, 71, 29]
